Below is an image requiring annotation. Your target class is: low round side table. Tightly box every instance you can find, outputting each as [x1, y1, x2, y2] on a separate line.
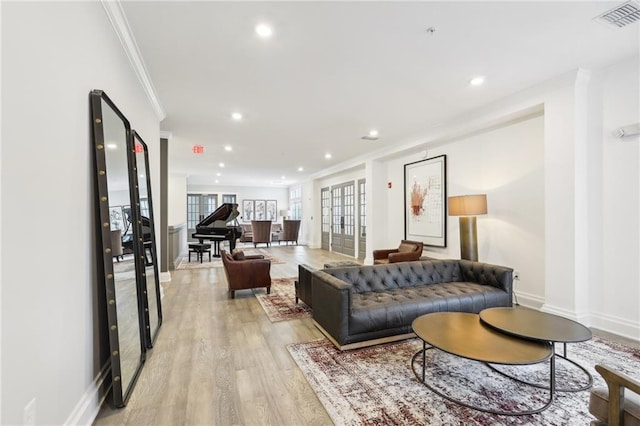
[479, 307, 593, 392]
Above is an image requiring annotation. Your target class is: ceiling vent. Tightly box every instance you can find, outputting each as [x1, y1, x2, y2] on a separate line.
[595, 0, 640, 28]
[361, 135, 379, 141]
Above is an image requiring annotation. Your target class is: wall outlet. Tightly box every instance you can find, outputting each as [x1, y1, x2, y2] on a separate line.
[513, 271, 520, 280]
[24, 398, 36, 426]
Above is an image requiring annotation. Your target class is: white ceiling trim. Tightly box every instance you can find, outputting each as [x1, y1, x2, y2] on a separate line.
[101, 0, 166, 121]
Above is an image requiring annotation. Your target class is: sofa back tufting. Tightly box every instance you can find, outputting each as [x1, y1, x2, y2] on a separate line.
[323, 259, 513, 294]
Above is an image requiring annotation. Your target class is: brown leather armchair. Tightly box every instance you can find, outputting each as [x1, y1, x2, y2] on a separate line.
[251, 220, 272, 247]
[221, 250, 271, 299]
[589, 364, 640, 426]
[373, 240, 424, 264]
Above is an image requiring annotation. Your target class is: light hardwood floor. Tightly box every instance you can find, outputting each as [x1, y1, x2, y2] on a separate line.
[94, 245, 350, 426]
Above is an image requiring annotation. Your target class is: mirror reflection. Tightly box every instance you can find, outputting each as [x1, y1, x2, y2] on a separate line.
[92, 90, 145, 407]
[134, 131, 162, 347]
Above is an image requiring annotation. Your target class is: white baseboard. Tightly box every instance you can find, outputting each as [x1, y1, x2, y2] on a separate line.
[540, 303, 591, 324]
[159, 271, 171, 283]
[513, 290, 545, 309]
[64, 362, 110, 426]
[589, 310, 640, 342]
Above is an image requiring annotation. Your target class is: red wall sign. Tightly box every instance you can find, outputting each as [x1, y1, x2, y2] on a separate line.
[192, 145, 204, 154]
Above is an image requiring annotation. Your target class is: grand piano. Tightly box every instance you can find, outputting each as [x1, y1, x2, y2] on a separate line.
[191, 202, 243, 256]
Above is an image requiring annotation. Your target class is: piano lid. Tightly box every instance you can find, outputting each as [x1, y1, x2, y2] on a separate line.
[196, 203, 240, 228]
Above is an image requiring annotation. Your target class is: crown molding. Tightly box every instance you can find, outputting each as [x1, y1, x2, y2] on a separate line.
[160, 130, 173, 140]
[101, 0, 166, 121]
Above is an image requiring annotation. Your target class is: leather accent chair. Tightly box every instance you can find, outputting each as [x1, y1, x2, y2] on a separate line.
[251, 220, 272, 247]
[281, 220, 301, 245]
[110, 229, 124, 262]
[373, 240, 424, 264]
[590, 364, 640, 426]
[221, 250, 271, 299]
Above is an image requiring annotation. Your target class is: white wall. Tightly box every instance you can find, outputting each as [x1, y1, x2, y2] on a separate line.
[594, 57, 640, 339]
[168, 173, 187, 227]
[1, 2, 160, 424]
[384, 116, 545, 303]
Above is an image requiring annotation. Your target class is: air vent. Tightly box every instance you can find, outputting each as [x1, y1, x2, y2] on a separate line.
[595, 0, 640, 28]
[361, 136, 379, 141]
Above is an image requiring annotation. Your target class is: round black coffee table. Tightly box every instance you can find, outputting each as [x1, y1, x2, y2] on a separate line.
[479, 307, 593, 392]
[411, 312, 554, 416]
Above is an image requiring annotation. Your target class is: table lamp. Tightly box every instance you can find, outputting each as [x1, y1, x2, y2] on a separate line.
[448, 194, 487, 261]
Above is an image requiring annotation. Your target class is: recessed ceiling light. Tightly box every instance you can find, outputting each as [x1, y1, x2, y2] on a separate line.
[216, 172, 221, 177]
[369, 129, 379, 138]
[224, 145, 232, 152]
[107, 143, 117, 149]
[281, 175, 286, 180]
[325, 153, 332, 159]
[219, 162, 225, 168]
[231, 112, 243, 121]
[215, 179, 219, 184]
[470, 76, 485, 86]
[255, 24, 273, 38]
[297, 167, 304, 172]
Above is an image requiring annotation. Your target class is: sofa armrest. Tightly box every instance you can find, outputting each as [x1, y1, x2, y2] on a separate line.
[458, 260, 513, 295]
[373, 248, 398, 260]
[388, 251, 422, 263]
[311, 270, 352, 346]
[297, 263, 316, 307]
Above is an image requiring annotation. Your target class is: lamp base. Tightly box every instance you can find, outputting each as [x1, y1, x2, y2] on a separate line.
[459, 216, 478, 262]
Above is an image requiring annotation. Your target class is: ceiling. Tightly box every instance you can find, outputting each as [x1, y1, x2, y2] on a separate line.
[121, 1, 639, 188]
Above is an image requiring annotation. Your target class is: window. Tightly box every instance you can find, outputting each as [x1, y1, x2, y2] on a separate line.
[289, 186, 302, 220]
[222, 194, 236, 204]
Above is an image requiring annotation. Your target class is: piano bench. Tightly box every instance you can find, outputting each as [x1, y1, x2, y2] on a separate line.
[188, 243, 212, 263]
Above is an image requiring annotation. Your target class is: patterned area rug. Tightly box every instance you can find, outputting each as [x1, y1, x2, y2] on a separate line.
[175, 248, 284, 270]
[254, 277, 311, 322]
[287, 336, 640, 425]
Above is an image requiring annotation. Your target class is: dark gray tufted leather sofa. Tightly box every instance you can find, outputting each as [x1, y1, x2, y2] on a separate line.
[311, 259, 513, 350]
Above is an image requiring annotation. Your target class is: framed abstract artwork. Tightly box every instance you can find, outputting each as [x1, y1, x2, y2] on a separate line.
[404, 155, 447, 247]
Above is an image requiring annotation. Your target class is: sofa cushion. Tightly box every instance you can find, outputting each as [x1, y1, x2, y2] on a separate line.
[590, 385, 640, 426]
[348, 282, 511, 335]
[398, 242, 417, 253]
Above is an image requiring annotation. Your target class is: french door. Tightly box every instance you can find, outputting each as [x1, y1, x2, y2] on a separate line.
[187, 194, 217, 240]
[321, 187, 330, 250]
[358, 179, 366, 260]
[330, 181, 355, 256]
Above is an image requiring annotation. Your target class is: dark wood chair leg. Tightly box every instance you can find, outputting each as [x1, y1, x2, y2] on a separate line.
[230, 290, 235, 299]
[267, 286, 271, 294]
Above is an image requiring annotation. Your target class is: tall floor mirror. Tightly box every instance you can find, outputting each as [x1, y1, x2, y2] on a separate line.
[133, 130, 163, 348]
[90, 90, 146, 407]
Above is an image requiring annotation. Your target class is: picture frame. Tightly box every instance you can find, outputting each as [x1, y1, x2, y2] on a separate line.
[109, 206, 125, 232]
[266, 200, 277, 221]
[243, 200, 254, 221]
[254, 200, 266, 220]
[404, 155, 446, 247]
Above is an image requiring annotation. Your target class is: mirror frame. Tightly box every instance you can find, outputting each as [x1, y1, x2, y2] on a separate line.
[90, 90, 147, 407]
[132, 130, 163, 347]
